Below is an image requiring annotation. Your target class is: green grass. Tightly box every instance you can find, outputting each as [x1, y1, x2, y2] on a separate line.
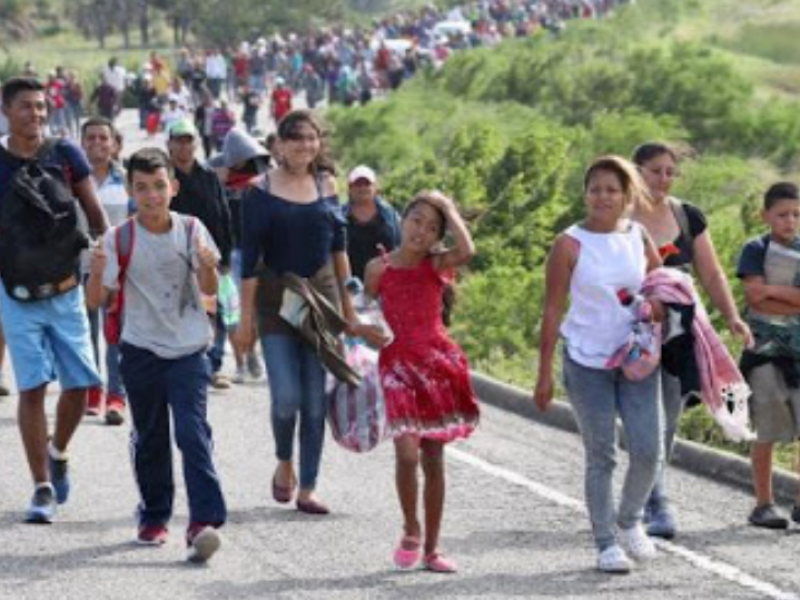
[2, 27, 170, 81]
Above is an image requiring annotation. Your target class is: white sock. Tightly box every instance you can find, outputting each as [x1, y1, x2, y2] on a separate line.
[48, 441, 68, 460]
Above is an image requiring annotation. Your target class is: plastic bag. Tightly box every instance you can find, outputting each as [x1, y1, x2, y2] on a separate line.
[218, 273, 240, 327]
[326, 342, 387, 453]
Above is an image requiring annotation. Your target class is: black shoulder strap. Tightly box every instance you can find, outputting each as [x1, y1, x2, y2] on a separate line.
[0, 137, 58, 164]
[34, 138, 60, 162]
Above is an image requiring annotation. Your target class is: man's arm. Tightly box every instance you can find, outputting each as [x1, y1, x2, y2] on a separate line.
[213, 173, 233, 269]
[73, 177, 110, 235]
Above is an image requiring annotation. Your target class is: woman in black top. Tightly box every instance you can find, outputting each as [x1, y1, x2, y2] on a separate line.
[631, 142, 753, 539]
[236, 110, 383, 515]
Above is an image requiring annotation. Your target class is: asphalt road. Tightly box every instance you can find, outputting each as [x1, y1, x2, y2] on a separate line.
[0, 371, 799, 600]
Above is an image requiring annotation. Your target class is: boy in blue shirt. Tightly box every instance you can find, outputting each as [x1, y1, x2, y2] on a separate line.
[737, 182, 800, 529]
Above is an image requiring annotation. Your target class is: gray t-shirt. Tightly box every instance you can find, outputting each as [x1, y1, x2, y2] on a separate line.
[103, 212, 219, 359]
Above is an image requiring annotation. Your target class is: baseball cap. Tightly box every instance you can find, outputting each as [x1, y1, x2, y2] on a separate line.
[208, 128, 269, 169]
[168, 118, 198, 139]
[348, 165, 377, 185]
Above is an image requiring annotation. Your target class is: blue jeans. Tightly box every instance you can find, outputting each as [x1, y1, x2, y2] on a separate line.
[262, 334, 327, 491]
[120, 344, 226, 527]
[563, 351, 663, 551]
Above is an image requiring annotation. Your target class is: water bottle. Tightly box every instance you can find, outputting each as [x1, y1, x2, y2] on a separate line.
[345, 277, 394, 345]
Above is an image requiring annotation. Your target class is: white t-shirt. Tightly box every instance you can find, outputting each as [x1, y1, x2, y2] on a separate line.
[560, 221, 647, 368]
[93, 164, 129, 227]
[102, 212, 219, 359]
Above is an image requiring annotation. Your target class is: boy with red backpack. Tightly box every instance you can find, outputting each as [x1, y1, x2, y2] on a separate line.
[86, 147, 227, 562]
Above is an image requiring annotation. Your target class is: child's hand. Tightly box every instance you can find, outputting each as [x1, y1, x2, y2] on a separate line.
[347, 320, 392, 348]
[424, 190, 456, 214]
[196, 237, 218, 271]
[89, 237, 107, 277]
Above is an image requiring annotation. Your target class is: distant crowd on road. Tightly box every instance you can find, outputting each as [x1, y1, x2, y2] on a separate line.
[4, 0, 800, 579]
[0, 0, 636, 146]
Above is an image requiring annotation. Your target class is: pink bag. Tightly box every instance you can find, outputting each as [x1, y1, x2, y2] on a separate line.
[606, 296, 662, 381]
[326, 343, 387, 453]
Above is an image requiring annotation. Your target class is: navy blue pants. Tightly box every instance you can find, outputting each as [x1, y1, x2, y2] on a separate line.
[207, 310, 227, 375]
[120, 344, 227, 528]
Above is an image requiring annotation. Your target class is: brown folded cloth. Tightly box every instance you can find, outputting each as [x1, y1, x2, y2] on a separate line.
[254, 262, 361, 387]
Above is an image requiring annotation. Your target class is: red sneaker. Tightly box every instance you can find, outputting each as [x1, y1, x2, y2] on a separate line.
[85, 387, 104, 416]
[105, 394, 126, 426]
[137, 524, 169, 546]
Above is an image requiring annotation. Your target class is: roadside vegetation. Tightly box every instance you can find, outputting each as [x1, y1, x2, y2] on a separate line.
[327, 0, 800, 469]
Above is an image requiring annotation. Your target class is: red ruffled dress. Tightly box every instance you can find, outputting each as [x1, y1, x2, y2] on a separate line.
[378, 257, 480, 442]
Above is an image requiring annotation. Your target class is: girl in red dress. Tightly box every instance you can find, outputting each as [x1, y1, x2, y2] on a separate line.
[364, 190, 480, 573]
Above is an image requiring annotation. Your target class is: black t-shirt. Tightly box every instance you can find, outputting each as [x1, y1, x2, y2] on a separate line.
[347, 212, 397, 282]
[660, 201, 707, 269]
[171, 162, 232, 266]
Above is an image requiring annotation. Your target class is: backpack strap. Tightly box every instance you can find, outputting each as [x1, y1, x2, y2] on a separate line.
[116, 218, 136, 285]
[184, 215, 197, 256]
[34, 138, 60, 162]
[669, 197, 692, 244]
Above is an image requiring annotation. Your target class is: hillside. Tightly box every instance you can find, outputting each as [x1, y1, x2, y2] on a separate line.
[327, 0, 800, 379]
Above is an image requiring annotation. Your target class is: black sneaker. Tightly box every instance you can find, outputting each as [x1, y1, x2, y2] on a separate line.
[749, 504, 789, 529]
[791, 505, 800, 525]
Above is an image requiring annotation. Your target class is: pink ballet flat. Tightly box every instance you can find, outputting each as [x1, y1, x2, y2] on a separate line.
[393, 535, 421, 570]
[423, 552, 457, 573]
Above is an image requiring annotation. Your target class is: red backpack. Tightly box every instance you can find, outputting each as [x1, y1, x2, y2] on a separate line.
[103, 218, 135, 345]
[103, 217, 197, 344]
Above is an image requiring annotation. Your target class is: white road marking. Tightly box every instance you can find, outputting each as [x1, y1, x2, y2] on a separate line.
[449, 447, 800, 600]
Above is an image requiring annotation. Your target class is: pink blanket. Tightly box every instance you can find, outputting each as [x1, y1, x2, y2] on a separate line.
[641, 268, 754, 442]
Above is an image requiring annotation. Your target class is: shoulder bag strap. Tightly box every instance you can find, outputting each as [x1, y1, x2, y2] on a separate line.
[669, 197, 692, 244]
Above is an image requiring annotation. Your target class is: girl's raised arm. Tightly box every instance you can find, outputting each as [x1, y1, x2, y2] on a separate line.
[427, 192, 475, 271]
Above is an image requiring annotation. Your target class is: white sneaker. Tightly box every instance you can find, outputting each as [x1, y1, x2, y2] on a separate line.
[187, 526, 221, 563]
[619, 523, 657, 561]
[597, 544, 632, 573]
[232, 366, 246, 385]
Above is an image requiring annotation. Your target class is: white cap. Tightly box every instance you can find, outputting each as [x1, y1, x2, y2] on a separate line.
[348, 165, 377, 185]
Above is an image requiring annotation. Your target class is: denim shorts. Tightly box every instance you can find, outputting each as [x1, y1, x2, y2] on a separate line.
[0, 283, 101, 392]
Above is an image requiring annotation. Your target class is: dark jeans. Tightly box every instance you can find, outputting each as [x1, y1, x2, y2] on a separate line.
[207, 309, 227, 375]
[120, 343, 226, 527]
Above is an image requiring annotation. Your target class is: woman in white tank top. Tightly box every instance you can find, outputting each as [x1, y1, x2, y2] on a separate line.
[534, 156, 665, 574]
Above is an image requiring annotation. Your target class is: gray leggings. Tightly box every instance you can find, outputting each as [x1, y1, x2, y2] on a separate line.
[563, 352, 664, 551]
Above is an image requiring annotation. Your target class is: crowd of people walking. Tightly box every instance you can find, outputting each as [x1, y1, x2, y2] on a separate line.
[0, 0, 798, 578]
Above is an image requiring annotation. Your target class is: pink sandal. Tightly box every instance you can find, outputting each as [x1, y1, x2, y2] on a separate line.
[393, 535, 421, 570]
[424, 552, 458, 573]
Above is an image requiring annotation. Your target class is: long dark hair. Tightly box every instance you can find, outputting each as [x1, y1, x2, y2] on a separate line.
[276, 109, 336, 176]
[631, 142, 678, 167]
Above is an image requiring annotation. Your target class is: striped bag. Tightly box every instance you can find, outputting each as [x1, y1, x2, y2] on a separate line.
[326, 342, 387, 453]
